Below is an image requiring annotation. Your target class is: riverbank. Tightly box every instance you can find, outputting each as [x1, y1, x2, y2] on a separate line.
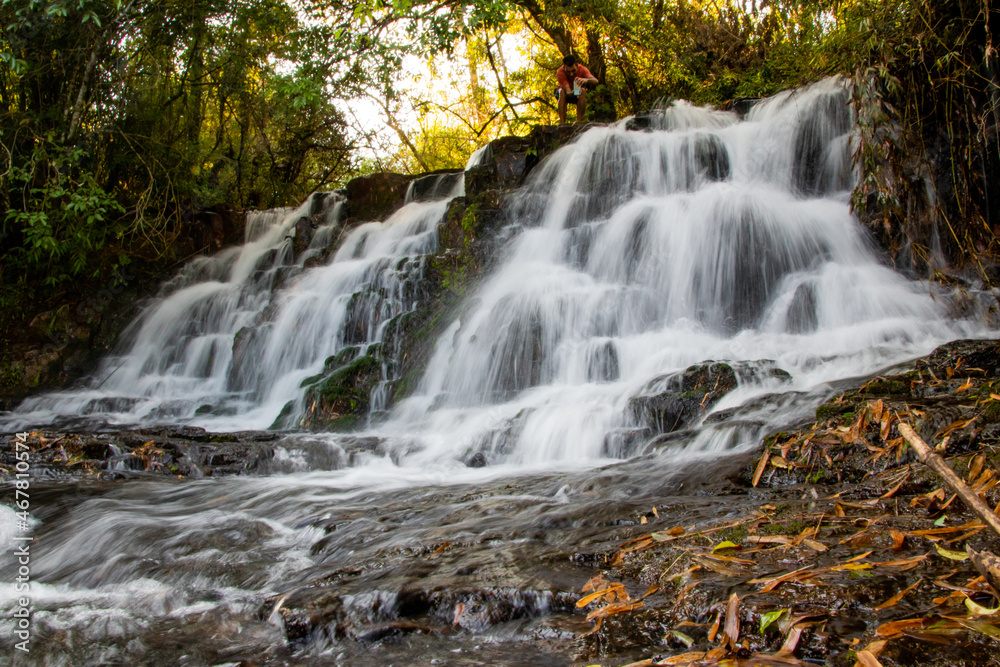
[574, 337, 1000, 666]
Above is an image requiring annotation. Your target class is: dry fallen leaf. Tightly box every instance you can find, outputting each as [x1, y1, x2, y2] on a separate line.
[855, 650, 884, 667]
[576, 583, 626, 608]
[653, 652, 706, 665]
[876, 618, 924, 638]
[724, 592, 740, 647]
[875, 578, 921, 610]
[581, 574, 609, 593]
[585, 600, 644, 622]
[707, 611, 721, 643]
[889, 529, 906, 550]
[970, 454, 986, 484]
[752, 450, 770, 487]
[779, 624, 803, 655]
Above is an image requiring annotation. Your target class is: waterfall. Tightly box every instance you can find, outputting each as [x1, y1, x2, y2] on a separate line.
[6, 179, 462, 432]
[2, 78, 996, 666]
[382, 78, 984, 465]
[2, 78, 988, 456]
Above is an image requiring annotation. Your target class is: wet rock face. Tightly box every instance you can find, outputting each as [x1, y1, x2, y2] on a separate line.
[408, 170, 463, 201]
[270, 584, 575, 647]
[914, 338, 1000, 378]
[292, 215, 313, 255]
[300, 351, 381, 431]
[0, 428, 280, 479]
[173, 205, 246, 257]
[629, 362, 739, 434]
[466, 124, 592, 193]
[629, 361, 791, 435]
[343, 172, 413, 224]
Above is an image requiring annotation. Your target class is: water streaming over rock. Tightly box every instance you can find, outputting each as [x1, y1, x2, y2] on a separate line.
[1, 80, 995, 664]
[7, 178, 461, 432]
[384, 78, 982, 467]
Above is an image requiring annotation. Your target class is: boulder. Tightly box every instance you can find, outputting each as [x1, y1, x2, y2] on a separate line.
[343, 173, 413, 224]
[629, 360, 791, 434]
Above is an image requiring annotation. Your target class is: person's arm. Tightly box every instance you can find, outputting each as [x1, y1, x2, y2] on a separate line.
[575, 66, 598, 88]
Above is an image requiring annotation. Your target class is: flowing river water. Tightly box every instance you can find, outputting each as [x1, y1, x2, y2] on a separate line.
[0, 79, 995, 665]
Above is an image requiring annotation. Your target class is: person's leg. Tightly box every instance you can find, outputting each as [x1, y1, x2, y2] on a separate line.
[576, 90, 586, 123]
[558, 89, 568, 124]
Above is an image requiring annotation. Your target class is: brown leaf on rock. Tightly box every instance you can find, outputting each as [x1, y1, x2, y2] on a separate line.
[969, 454, 986, 483]
[748, 535, 792, 545]
[876, 618, 924, 638]
[724, 592, 740, 646]
[753, 566, 815, 593]
[708, 611, 721, 643]
[779, 625, 803, 655]
[576, 582, 626, 607]
[752, 450, 770, 487]
[890, 529, 906, 549]
[581, 574, 609, 593]
[694, 556, 746, 576]
[585, 600, 644, 622]
[652, 652, 706, 665]
[935, 417, 976, 440]
[875, 578, 922, 610]
[873, 553, 928, 572]
[802, 538, 828, 552]
[861, 639, 887, 657]
[855, 650, 884, 667]
[868, 399, 884, 425]
[880, 476, 907, 499]
[910, 520, 985, 537]
[880, 410, 897, 441]
[910, 488, 946, 509]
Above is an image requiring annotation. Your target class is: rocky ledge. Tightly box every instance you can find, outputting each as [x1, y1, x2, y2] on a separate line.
[577, 337, 1000, 666]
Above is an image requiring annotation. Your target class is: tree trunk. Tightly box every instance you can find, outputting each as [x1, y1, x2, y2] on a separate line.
[586, 29, 616, 121]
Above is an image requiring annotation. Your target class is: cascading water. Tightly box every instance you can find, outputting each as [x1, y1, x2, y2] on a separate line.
[383, 78, 982, 467]
[1, 79, 995, 665]
[5, 176, 462, 432]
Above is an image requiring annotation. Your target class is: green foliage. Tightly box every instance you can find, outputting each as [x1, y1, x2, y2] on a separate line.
[4, 141, 125, 287]
[0, 0, 367, 322]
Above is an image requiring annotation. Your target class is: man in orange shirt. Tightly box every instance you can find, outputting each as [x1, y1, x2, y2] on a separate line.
[555, 55, 598, 124]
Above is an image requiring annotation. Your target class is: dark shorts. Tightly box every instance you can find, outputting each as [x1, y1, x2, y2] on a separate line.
[555, 87, 580, 103]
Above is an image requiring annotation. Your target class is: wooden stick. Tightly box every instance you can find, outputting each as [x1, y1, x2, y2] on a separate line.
[898, 422, 1000, 539]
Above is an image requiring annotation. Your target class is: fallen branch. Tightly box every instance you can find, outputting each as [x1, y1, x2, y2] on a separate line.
[897, 421, 1000, 539]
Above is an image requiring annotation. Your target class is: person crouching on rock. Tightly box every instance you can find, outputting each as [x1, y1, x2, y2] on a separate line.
[556, 55, 598, 124]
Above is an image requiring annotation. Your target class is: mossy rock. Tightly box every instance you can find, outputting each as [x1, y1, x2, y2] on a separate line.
[815, 401, 854, 421]
[629, 362, 739, 434]
[302, 353, 381, 431]
[980, 400, 1000, 424]
[859, 379, 909, 396]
